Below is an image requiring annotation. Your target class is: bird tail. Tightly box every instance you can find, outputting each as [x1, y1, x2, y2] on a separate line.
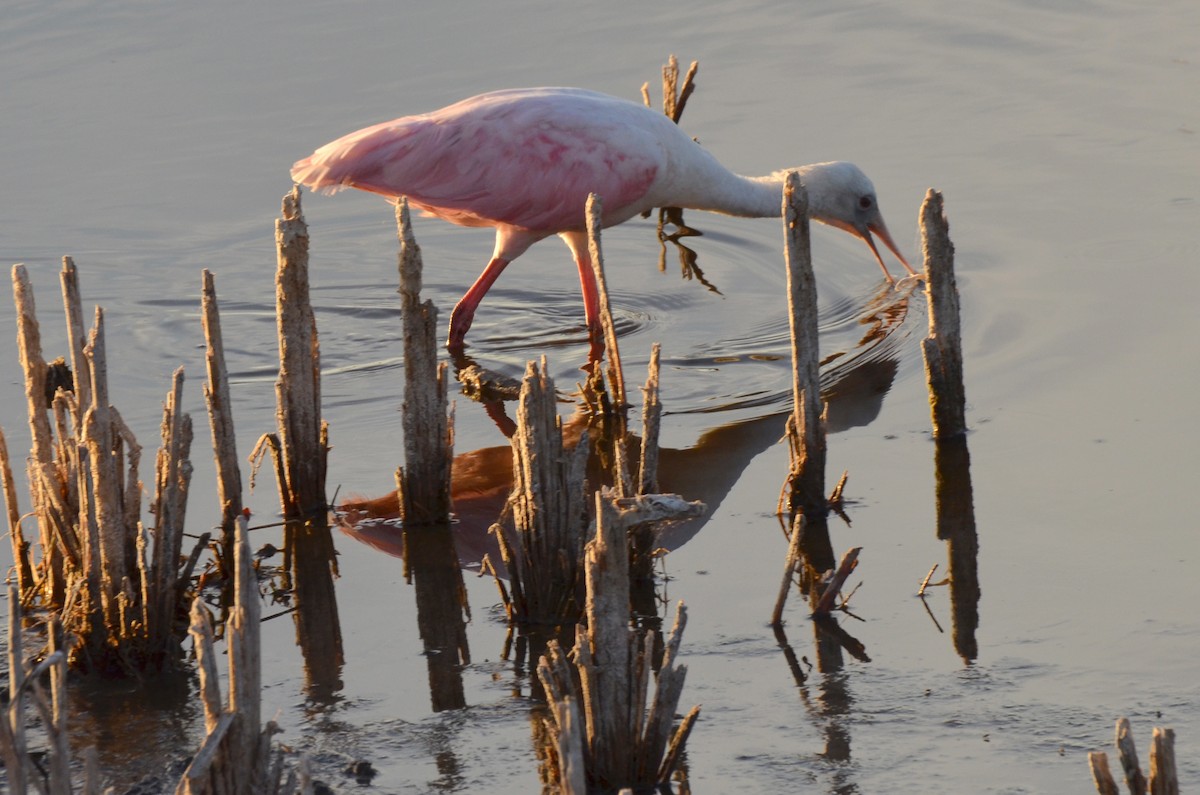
[290, 118, 428, 199]
[290, 150, 348, 194]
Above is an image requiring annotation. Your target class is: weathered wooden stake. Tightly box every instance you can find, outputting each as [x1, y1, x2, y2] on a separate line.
[273, 186, 329, 520]
[919, 189, 968, 438]
[783, 172, 827, 516]
[396, 198, 453, 525]
[258, 186, 343, 691]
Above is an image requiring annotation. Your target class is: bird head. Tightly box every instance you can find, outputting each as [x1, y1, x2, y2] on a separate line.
[797, 161, 912, 283]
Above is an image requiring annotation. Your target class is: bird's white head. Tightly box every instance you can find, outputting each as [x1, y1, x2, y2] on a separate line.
[794, 161, 912, 282]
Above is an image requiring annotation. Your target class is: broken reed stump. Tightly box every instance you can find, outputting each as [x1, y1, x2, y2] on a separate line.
[201, 269, 245, 572]
[269, 186, 329, 521]
[536, 492, 700, 792]
[660, 54, 699, 124]
[252, 186, 343, 690]
[813, 547, 862, 615]
[1088, 718, 1178, 795]
[177, 517, 295, 795]
[919, 189, 967, 439]
[782, 172, 827, 516]
[771, 174, 840, 627]
[585, 193, 627, 410]
[641, 53, 698, 239]
[1, 587, 72, 795]
[489, 357, 591, 627]
[6, 260, 203, 675]
[636, 343, 662, 495]
[396, 198, 453, 525]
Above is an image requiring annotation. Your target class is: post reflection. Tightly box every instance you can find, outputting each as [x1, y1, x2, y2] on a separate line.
[402, 522, 471, 712]
[934, 435, 980, 663]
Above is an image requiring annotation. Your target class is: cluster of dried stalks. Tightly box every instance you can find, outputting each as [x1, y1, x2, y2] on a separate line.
[4, 259, 203, 676]
[0, 188, 343, 792]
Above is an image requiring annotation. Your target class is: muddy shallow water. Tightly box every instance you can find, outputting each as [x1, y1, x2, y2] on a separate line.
[3, 1, 1199, 792]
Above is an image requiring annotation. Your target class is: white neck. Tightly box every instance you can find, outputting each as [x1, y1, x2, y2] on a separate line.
[679, 165, 830, 221]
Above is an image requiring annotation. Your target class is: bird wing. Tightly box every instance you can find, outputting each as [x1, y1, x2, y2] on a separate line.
[290, 89, 665, 232]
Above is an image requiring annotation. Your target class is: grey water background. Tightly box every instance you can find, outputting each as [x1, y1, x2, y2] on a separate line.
[3, 1, 1199, 792]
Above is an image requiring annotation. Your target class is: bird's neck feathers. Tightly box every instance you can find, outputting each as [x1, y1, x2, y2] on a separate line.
[688, 163, 848, 222]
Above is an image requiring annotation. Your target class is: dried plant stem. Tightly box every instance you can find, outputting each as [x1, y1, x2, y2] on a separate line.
[0, 427, 35, 598]
[201, 269, 244, 559]
[814, 547, 862, 615]
[637, 344, 662, 495]
[661, 54, 699, 123]
[585, 193, 626, 408]
[771, 511, 806, 626]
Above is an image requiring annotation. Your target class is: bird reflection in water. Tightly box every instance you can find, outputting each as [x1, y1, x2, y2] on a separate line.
[335, 280, 916, 575]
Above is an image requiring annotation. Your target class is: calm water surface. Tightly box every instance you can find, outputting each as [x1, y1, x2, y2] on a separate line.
[3, 1, 1199, 792]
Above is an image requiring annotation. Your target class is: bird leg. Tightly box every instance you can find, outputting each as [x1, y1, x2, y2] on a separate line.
[448, 256, 510, 349]
[575, 251, 602, 340]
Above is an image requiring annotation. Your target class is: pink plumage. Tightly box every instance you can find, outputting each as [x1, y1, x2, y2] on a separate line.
[293, 89, 662, 232]
[291, 87, 914, 349]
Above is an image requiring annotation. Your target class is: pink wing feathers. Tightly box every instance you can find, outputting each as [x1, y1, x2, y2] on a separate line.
[290, 88, 664, 234]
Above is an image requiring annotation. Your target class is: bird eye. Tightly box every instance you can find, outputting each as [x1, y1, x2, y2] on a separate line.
[859, 196, 874, 210]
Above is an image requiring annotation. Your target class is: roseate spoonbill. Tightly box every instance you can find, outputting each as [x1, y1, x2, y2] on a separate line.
[291, 87, 915, 349]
